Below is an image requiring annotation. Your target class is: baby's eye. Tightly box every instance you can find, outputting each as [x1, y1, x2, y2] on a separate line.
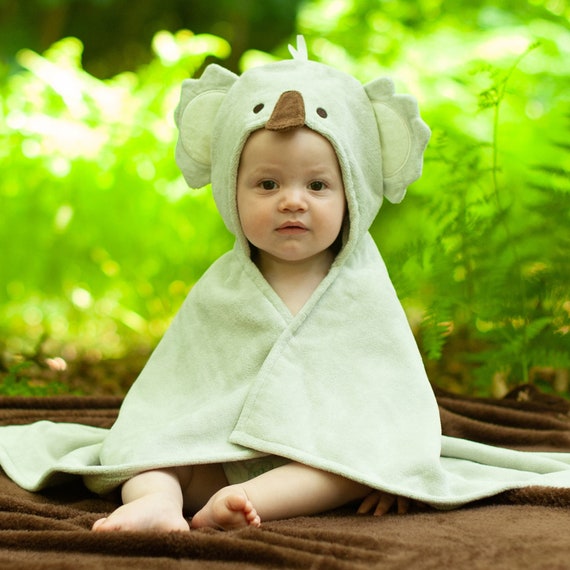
[308, 181, 326, 191]
[260, 180, 278, 190]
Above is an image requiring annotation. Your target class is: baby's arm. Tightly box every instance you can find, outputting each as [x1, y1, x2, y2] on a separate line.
[92, 468, 191, 532]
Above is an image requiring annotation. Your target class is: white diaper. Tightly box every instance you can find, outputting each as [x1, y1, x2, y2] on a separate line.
[222, 456, 291, 485]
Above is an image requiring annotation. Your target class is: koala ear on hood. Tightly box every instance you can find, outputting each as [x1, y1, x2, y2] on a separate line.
[174, 64, 238, 189]
[364, 77, 430, 204]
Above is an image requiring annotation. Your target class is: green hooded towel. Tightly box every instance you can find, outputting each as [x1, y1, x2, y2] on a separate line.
[3, 38, 570, 507]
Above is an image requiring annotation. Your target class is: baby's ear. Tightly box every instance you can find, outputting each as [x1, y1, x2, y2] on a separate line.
[174, 64, 238, 188]
[364, 77, 430, 203]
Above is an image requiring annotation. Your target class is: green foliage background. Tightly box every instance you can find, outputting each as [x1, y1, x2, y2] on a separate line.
[1, 0, 569, 396]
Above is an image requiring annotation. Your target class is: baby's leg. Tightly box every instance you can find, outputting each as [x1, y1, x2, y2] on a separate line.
[92, 468, 190, 532]
[191, 462, 369, 529]
[92, 464, 229, 532]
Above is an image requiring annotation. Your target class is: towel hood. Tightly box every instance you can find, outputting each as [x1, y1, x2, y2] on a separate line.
[174, 36, 430, 253]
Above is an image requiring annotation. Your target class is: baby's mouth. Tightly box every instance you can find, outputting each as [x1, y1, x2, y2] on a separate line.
[276, 221, 308, 234]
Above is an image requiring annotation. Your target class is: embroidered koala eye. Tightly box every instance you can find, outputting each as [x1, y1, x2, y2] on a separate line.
[253, 103, 265, 113]
[316, 107, 328, 118]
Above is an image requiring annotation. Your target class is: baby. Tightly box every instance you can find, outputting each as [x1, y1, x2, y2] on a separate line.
[2, 35, 569, 539]
[83, 35, 432, 531]
[93, 124, 409, 532]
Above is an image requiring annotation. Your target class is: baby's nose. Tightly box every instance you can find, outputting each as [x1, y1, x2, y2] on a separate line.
[279, 187, 308, 211]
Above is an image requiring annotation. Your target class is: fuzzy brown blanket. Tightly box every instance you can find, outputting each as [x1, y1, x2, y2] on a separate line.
[2, 386, 570, 569]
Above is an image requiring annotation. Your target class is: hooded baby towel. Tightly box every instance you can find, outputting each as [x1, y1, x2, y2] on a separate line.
[3, 37, 570, 506]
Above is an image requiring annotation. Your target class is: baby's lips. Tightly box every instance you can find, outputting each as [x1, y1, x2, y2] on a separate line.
[277, 221, 307, 230]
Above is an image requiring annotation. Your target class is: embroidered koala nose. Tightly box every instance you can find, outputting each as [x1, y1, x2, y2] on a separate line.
[266, 90, 305, 131]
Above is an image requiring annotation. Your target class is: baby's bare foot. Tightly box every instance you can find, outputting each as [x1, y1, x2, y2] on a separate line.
[190, 486, 261, 530]
[92, 494, 190, 532]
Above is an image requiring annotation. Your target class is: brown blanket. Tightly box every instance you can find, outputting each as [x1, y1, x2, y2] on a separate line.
[2, 386, 570, 569]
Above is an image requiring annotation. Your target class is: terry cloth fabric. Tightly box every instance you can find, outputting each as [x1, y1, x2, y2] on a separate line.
[2, 36, 570, 508]
[3, 393, 570, 570]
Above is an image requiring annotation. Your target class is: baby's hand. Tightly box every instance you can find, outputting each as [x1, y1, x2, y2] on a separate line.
[357, 490, 410, 516]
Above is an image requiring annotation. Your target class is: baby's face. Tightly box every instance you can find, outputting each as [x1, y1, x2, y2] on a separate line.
[236, 127, 346, 267]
